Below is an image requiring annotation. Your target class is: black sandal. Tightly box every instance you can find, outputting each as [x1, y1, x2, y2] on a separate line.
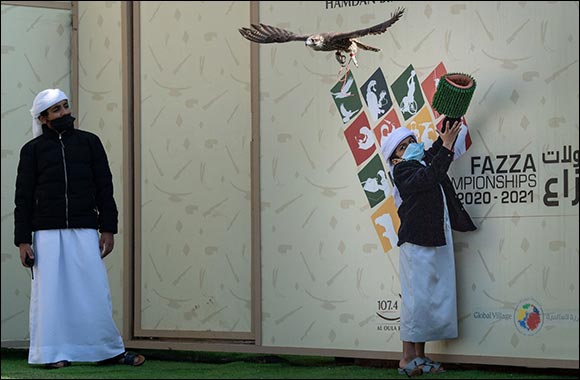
[98, 351, 145, 367]
[118, 351, 145, 366]
[44, 360, 71, 369]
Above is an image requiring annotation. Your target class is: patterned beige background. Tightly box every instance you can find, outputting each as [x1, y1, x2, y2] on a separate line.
[1, 3, 72, 344]
[138, 1, 252, 334]
[1, 0, 578, 363]
[257, 1, 578, 359]
[76, 0, 125, 331]
[1, 0, 126, 343]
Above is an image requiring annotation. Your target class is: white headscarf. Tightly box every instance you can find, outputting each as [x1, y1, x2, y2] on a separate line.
[30, 89, 68, 138]
[380, 127, 415, 207]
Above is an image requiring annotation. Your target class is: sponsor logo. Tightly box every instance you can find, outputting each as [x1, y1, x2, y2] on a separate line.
[375, 298, 400, 331]
[514, 298, 544, 336]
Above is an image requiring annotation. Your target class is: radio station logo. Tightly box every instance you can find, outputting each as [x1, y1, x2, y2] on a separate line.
[375, 297, 400, 332]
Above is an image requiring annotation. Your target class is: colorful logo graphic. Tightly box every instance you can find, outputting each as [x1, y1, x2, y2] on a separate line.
[514, 299, 544, 336]
[406, 106, 437, 147]
[344, 112, 376, 166]
[374, 108, 401, 150]
[330, 70, 362, 124]
[420, 61, 447, 119]
[360, 68, 393, 123]
[371, 198, 400, 252]
[330, 62, 473, 254]
[358, 155, 387, 208]
[390, 64, 425, 121]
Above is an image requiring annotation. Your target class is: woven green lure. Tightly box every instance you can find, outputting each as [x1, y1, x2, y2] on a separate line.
[432, 73, 476, 119]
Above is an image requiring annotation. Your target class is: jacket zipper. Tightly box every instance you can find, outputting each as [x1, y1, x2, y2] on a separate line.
[58, 133, 69, 228]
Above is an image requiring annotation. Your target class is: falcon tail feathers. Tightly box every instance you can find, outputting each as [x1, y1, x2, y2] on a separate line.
[354, 41, 380, 52]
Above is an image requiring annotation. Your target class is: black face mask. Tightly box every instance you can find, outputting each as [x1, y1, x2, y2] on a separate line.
[49, 114, 76, 133]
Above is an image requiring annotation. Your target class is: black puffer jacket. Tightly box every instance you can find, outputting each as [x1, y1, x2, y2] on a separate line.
[393, 138, 476, 247]
[14, 123, 118, 246]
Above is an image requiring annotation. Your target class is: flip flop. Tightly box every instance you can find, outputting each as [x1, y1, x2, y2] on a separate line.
[98, 351, 145, 367]
[117, 351, 145, 367]
[421, 357, 446, 374]
[397, 357, 425, 377]
[44, 360, 71, 369]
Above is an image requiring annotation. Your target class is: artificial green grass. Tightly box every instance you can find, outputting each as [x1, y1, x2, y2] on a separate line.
[1, 348, 577, 379]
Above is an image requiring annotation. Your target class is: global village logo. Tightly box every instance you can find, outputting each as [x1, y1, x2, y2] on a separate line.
[514, 298, 544, 336]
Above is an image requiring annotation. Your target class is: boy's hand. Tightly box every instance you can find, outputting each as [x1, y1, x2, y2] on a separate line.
[19, 243, 34, 267]
[100, 232, 114, 258]
[439, 119, 462, 150]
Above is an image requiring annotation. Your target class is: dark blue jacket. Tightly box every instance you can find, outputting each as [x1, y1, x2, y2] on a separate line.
[393, 138, 476, 247]
[14, 123, 118, 246]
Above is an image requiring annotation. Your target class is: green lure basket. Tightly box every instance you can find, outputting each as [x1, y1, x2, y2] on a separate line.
[432, 73, 476, 125]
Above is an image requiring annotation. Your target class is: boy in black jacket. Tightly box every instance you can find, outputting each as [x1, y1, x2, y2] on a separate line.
[15, 89, 144, 369]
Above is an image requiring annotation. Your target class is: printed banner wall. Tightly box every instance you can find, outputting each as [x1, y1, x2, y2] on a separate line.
[258, 1, 578, 360]
[1, 4, 72, 343]
[1, 1, 578, 366]
[138, 1, 252, 334]
[76, 0, 125, 334]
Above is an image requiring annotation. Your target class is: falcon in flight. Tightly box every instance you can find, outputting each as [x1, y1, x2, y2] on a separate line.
[239, 7, 405, 68]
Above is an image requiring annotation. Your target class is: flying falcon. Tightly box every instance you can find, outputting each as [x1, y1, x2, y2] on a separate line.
[239, 7, 405, 68]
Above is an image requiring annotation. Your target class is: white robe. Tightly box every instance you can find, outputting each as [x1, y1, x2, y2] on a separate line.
[398, 187, 458, 342]
[28, 229, 125, 364]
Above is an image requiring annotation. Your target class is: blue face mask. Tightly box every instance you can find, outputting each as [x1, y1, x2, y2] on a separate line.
[402, 142, 425, 162]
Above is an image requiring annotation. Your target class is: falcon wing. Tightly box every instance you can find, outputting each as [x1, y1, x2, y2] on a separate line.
[327, 7, 405, 42]
[239, 23, 309, 44]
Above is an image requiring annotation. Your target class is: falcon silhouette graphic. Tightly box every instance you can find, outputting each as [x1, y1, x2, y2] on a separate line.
[239, 7, 405, 68]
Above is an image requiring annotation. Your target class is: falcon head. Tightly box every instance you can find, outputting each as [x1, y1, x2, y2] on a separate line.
[305, 35, 324, 50]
